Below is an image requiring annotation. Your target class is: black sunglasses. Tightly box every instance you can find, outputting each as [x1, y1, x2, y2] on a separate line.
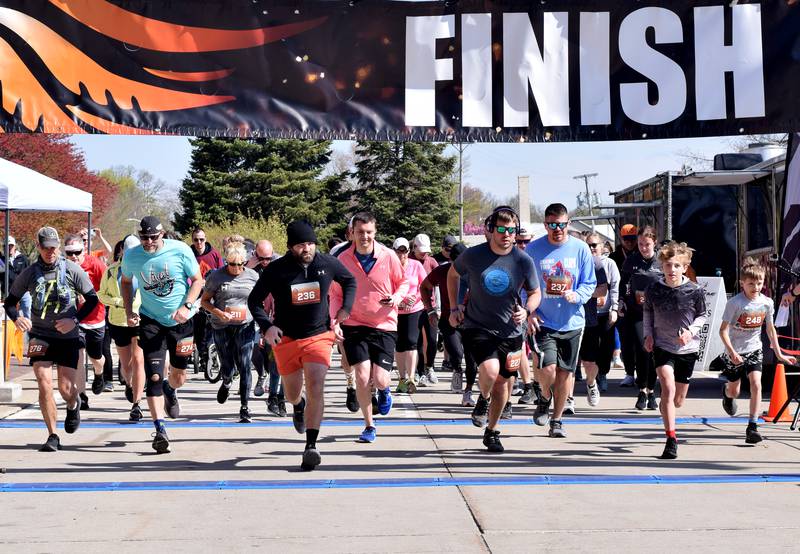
[139, 234, 160, 242]
[546, 222, 569, 230]
[256, 256, 272, 262]
[65, 249, 83, 256]
[227, 262, 245, 267]
[516, 239, 531, 245]
[587, 242, 600, 248]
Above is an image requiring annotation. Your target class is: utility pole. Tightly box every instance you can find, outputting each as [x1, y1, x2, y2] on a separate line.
[454, 141, 469, 241]
[573, 172, 598, 230]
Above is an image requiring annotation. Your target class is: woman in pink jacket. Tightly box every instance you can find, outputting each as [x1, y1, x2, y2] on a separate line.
[392, 237, 427, 395]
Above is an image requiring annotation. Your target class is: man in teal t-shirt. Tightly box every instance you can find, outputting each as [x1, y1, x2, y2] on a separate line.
[121, 216, 204, 454]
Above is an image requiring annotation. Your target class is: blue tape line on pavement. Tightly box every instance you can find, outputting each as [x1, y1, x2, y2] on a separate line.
[3, 473, 800, 493]
[0, 416, 753, 429]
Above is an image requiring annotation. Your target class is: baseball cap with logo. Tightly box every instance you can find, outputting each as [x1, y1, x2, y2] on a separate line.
[138, 216, 164, 235]
[412, 234, 432, 254]
[37, 226, 60, 248]
[620, 224, 638, 238]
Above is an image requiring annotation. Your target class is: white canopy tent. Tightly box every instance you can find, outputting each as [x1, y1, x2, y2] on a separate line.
[0, 157, 93, 397]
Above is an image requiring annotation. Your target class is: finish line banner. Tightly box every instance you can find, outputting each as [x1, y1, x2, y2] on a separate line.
[0, 0, 798, 141]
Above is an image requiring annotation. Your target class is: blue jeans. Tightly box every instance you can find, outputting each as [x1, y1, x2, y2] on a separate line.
[252, 341, 282, 399]
[212, 322, 257, 406]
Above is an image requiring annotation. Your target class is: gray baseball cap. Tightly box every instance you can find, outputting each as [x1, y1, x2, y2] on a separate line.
[37, 226, 60, 248]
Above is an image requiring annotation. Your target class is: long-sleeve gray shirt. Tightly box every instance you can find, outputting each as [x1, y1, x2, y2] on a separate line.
[597, 256, 620, 314]
[643, 277, 707, 355]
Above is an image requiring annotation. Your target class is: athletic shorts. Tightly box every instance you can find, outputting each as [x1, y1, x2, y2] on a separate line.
[719, 349, 763, 381]
[79, 326, 105, 360]
[27, 333, 82, 369]
[579, 325, 601, 363]
[397, 311, 422, 352]
[653, 347, 698, 384]
[138, 314, 194, 370]
[462, 328, 524, 380]
[342, 325, 397, 371]
[535, 327, 583, 372]
[109, 323, 140, 347]
[273, 330, 336, 376]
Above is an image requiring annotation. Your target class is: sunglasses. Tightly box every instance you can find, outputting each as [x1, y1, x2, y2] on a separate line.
[256, 256, 272, 262]
[395, 248, 409, 254]
[546, 222, 569, 230]
[516, 239, 531, 245]
[193, 238, 206, 242]
[587, 242, 600, 248]
[495, 226, 517, 234]
[622, 235, 637, 241]
[227, 262, 245, 267]
[139, 234, 160, 242]
[65, 250, 83, 256]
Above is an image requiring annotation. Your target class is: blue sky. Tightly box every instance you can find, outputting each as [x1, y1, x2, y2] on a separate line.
[71, 134, 735, 211]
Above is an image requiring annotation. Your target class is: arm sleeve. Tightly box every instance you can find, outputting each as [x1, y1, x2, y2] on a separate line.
[75, 290, 99, 321]
[574, 246, 597, 304]
[607, 260, 620, 310]
[247, 269, 274, 330]
[332, 258, 357, 314]
[642, 288, 654, 338]
[3, 293, 21, 321]
[688, 288, 708, 337]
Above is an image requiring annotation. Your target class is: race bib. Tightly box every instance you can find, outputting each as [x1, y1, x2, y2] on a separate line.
[505, 349, 523, 372]
[28, 338, 49, 357]
[635, 291, 646, 305]
[291, 281, 321, 305]
[545, 276, 571, 296]
[225, 305, 247, 322]
[175, 336, 195, 357]
[737, 311, 766, 329]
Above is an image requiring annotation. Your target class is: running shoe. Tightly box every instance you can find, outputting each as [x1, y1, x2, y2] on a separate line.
[548, 419, 566, 438]
[377, 388, 393, 416]
[405, 379, 417, 394]
[646, 392, 659, 411]
[635, 391, 648, 411]
[39, 433, 61, 452]
[533, 396, 551, 426]
[239, 405, 252, 423]
[416, 374, 429, 387]
[425, 367, 439, 384]
[586, 382, 600, 407]
[660, 437, 678, 459]
[396, 378, 410, 394]
[511, 381, 523, 396]
[91, 374, 105, 395]
[451, 370, 463, 393]
[79, 392, 89, 411]
[124, 384, 134, 404]
[278, 399, 287, 418]
[103, 381, 115, 393]
[64, 402, 81, 434]
[612, 355, 625, 369]
[563, 397, 575, 416]
[532, 381, 544, 405]
[253, 376, 266, 397]
[293, 398, 307, 433]
[129, 403, 143, 423]
[500, 401, 512, 420]
[597, 373, 608, 392]
[301, 446, 322, 471]
[163, 384, 180, 418]
[371, 392, 379, 414]
[359, 426, 377, 443]
[471, 394, 490, 427]
[345, 386, 359, 412]
[722, 384, 737, 416]
[217, 381, 232, 404]
[461, 390, 475, 407]
[620, 374, 635, 387]
[483, 428, 504, 453]
[151, 431, 170, 454]
[518, 384, 535, 405]
[441, 359, 453, 371]
[267, 396, 282, 417]
[745, 422, 763, 444]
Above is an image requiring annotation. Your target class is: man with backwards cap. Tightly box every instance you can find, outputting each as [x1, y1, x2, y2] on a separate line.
[4, 227, 98, 452]
[248, 220, 356, 471]
[121, 216, 205, 454]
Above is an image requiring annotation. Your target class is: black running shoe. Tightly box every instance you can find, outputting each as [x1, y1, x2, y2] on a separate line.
[660, 437, 678, 459]
[371, 392, 379, 414]
[722, 384, 737, 416]
[64, 402, 81, 434]
[91, 374, 105, 395]
[267, 396, 282, 417]
[39, 433, 61, 452]
[500, 401, 512, 420]
[217, 381, 231, 404]
[239, 405, 252, 423]
[129, 403, 143, 422]
[79, 392, 89, 411]
[345, 386, 359, 413]
[745, 422, 763, 444]
[482, 428, 504, 453]
[293, 397, 306, 434]
[124, 384, 134, 404]
[518, 384, 535, 405]
[163, 384, 180, 418]
[647, 392, 659, 411]
[533, 395, 551, 426]
[635, 391, 647, 411]
[152, 431, 170, 454]
[532, 381, 544, 405]
[253, 376, 266, 397]
[471, 394, 490, 427]
[278, 399, 287, 418]
[301, 446, 322, 471]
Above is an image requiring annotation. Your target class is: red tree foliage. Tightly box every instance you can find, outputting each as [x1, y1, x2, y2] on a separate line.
[0, 134, 116, 253]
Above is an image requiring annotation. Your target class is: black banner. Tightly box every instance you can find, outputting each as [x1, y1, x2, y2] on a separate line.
[0, 0, 798, 141]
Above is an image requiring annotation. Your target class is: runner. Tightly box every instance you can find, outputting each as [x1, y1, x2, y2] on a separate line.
[331, 218, 360, 413]
[513, 227, 537, 406]
[97, 235, 145, 422]
[526, 203, 596, 438]
[392, 237, 426, 394]
[449, 206, 541, 452]
[719, 258, 795, 443]
[121, 216, 204, 454]
[248, 220, 356, 469]
[411, 234, 439, 386]
[201, 241, 260, 423]
[190, 227, 223, 376]
[247, 240, 282, 404]
[330, 212, 408, 443]
[434, 235, 457, 265]
[3, 227, 98, 451]
[587, 232, 620, 393]
[643, 241, 706, 459]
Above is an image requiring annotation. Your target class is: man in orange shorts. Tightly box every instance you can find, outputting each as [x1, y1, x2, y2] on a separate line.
[248, 221, 356, 471]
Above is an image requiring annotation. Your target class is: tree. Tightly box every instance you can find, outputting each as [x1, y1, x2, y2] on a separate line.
[0, 135, 115, 255]
[352, 141, 459, 241]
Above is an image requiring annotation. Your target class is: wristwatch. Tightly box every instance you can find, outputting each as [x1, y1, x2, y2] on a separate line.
[184, 301, 194, 310]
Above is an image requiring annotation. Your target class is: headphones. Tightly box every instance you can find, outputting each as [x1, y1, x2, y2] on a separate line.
[485, 205, 520, 232]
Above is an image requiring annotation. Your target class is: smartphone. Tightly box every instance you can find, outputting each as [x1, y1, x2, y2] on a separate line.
[379, 296, 393, 305]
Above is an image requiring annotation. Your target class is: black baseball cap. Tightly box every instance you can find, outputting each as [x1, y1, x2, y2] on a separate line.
[37, 226, 60, 248]
[139, 216, 164, 235]
[442, 235, 458, 248]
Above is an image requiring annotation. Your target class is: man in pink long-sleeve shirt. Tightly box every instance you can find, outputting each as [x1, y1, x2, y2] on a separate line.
[330, 212, 409, 443]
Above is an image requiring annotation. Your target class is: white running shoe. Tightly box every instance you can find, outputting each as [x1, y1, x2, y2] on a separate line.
[461, 390, 475, 407]
[563, 396, 576, 415]
[612, 356, 625, 369]
[586, 382, 600, 407]
[416, 374, 429, 387]
[425, 367, 439, 384]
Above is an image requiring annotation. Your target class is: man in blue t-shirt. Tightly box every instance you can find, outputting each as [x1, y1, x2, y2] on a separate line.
[121, 216, 204, 454]
[526, 203, 596, 438]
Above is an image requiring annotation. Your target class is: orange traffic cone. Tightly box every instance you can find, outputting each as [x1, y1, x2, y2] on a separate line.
[765, 363, 793, 423]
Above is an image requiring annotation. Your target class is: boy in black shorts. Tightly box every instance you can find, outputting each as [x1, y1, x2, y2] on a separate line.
[643, 242, 706, 460]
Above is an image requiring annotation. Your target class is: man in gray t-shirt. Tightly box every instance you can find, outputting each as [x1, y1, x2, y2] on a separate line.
[202, 266, 260, 329]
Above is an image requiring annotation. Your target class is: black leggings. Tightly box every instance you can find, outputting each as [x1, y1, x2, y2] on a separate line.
[102, 322, 114, 381]
[438, 321, 477, 390]
[619, 316, 638, 378]
[630, 319, 656, 390]
[595, 313, 616, 376]
[397, 311, 422, 352]
[416, 311, 438, 374]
